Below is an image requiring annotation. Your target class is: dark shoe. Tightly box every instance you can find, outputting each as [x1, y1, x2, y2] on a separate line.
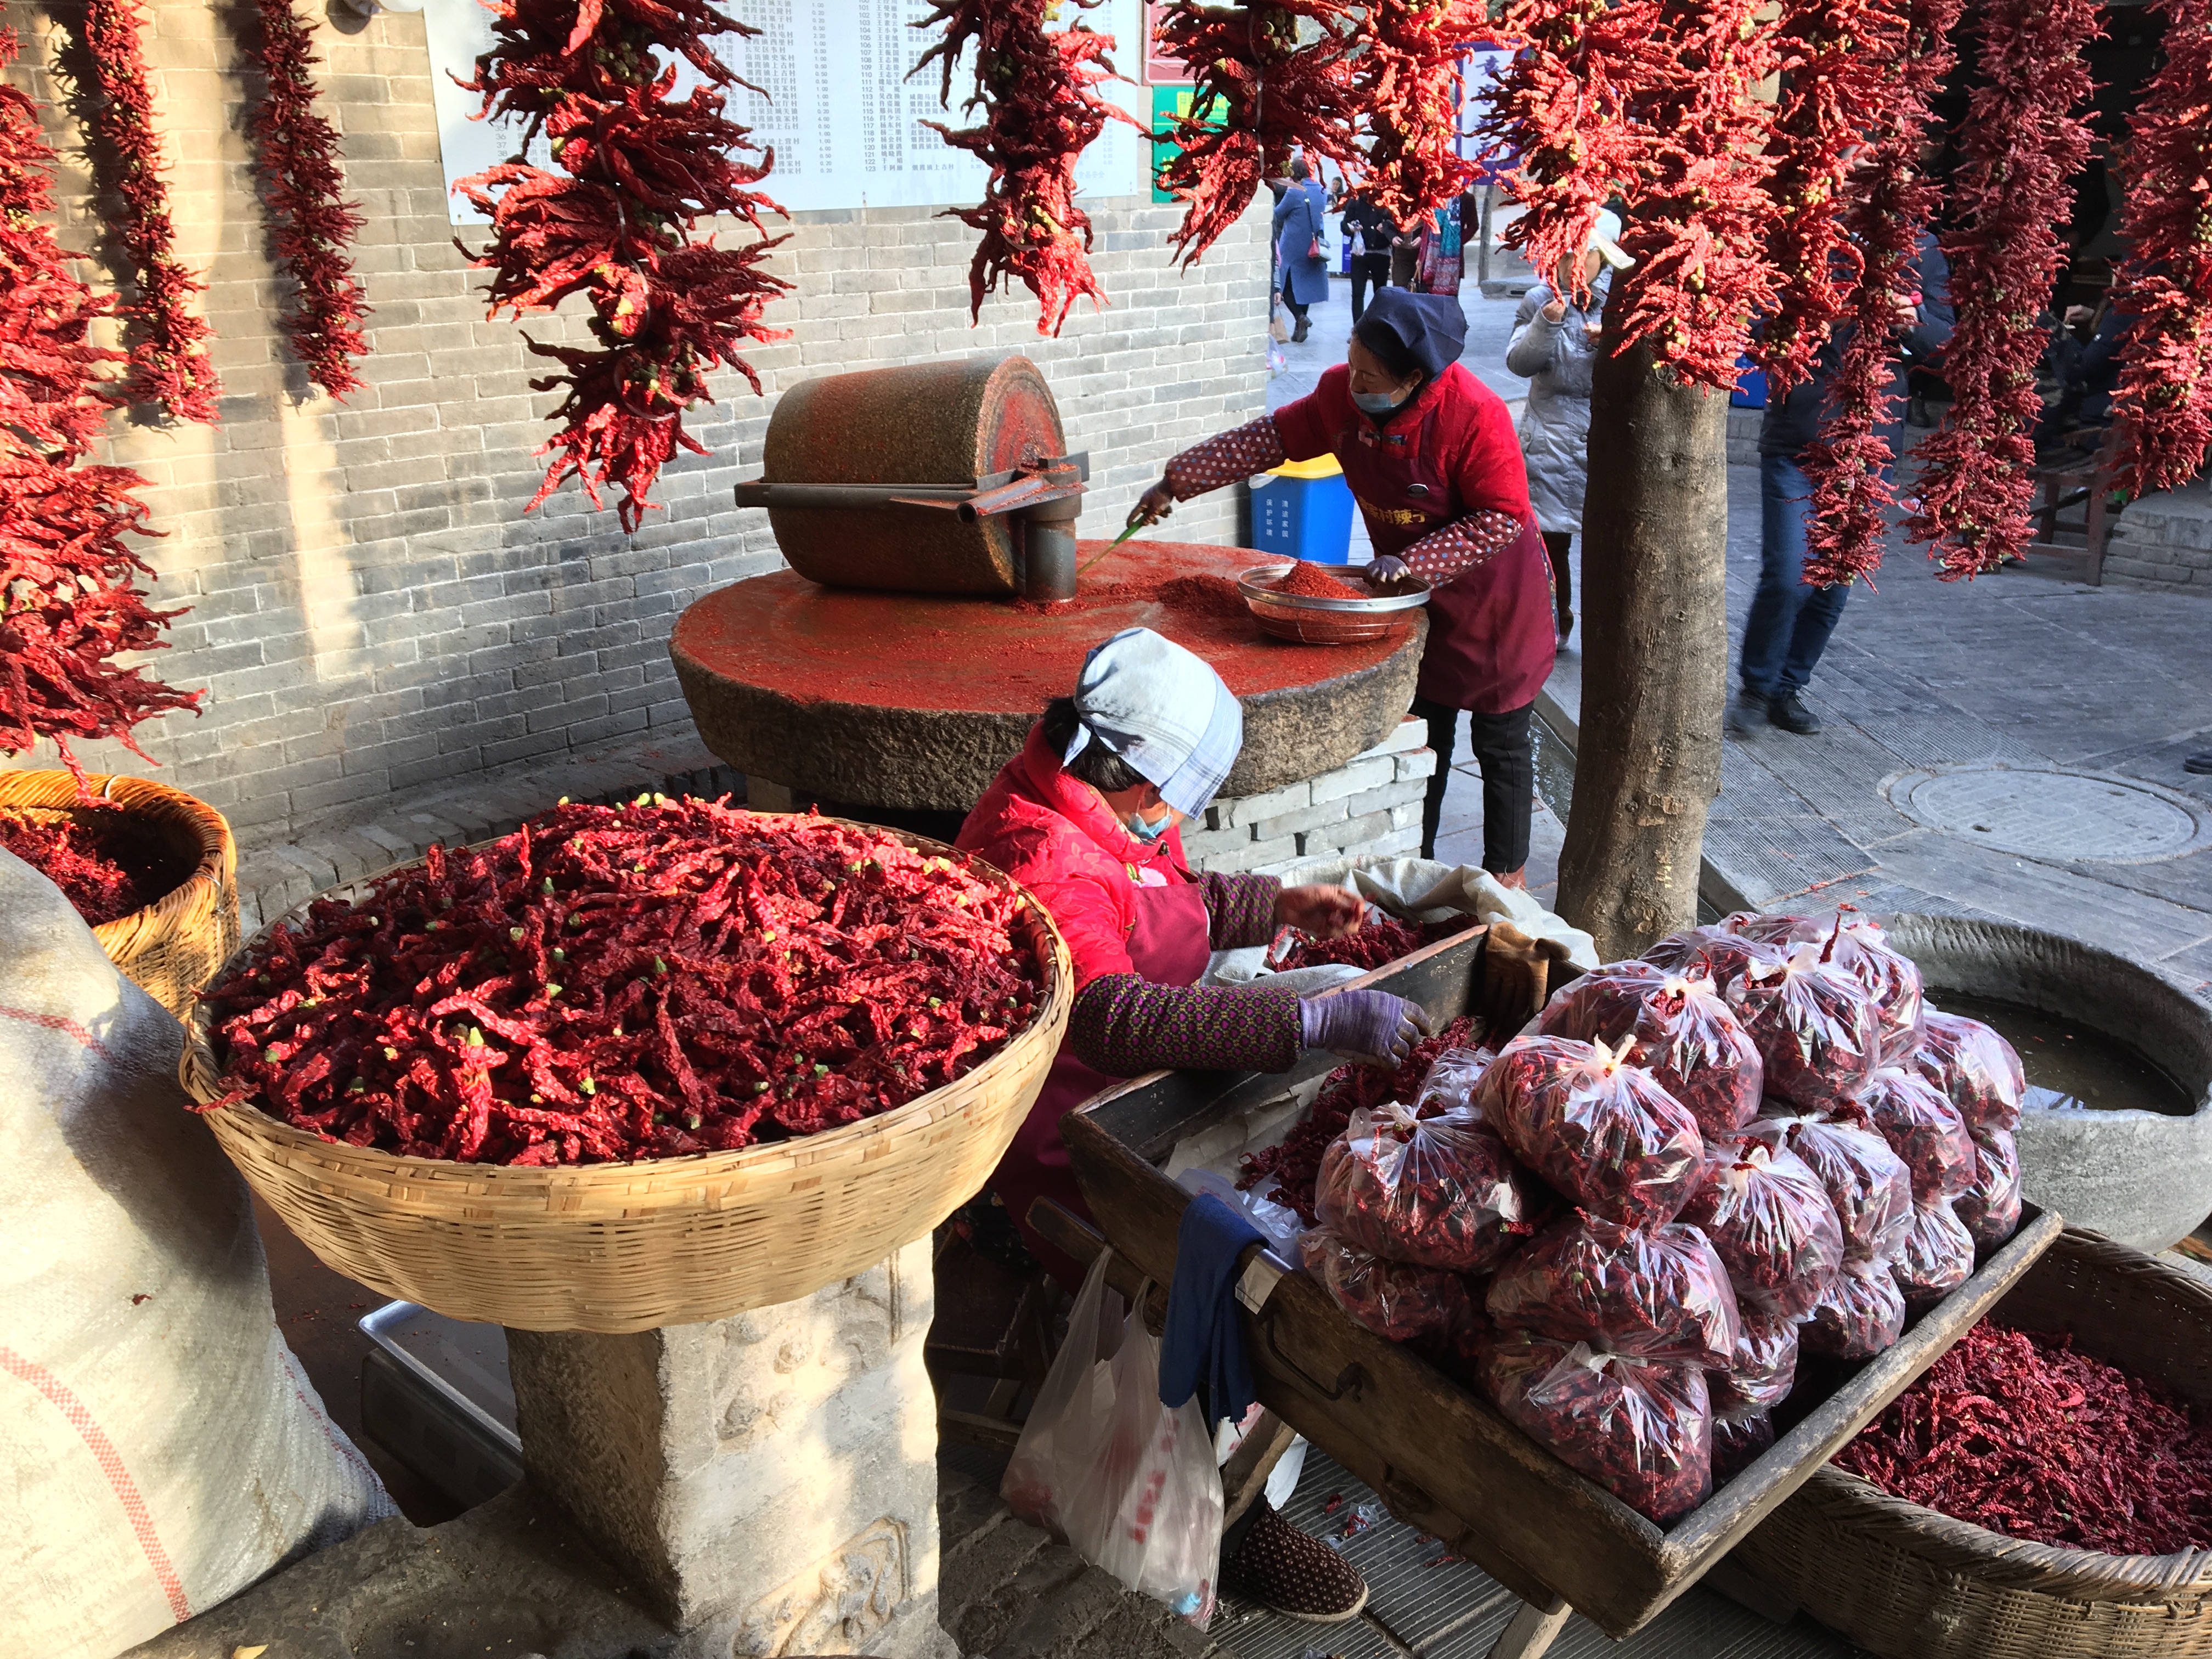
[1224, 1506, 1369, 1623]
[2186, 752, 2212, 776]
[1291, 317, 1311, 343]
[1556, 608, 1573, 647]
[1726, 689, 1769, 737]
[1768, 690, 1822, 735]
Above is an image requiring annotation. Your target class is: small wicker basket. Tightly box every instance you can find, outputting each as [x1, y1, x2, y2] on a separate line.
[1734, 1228, 2212, 1659]
[0, 769, 239, 1021]
[180, 817, 1073, 1333]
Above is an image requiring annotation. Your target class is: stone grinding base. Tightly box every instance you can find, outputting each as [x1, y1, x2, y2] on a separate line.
[669, 540, 1428, 813]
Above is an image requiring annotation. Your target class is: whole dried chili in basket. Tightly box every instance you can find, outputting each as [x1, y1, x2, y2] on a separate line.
[0, 808, 163, 925]
[1908, 1009, 2025, 1132]
[1678, 1136, 1843, 1320]
[1476, 1032, 1706, 1229]
[1316, 1100, 1536, 1274]
[1856, 1065, 1972, 1202]
[1726, 942, 1882, 1115]
[1268, 911, 1424, 973]
[1837, 1321, 2212, 1555]
[1800, 1252, 1907, 1360]
[1478, 1329, 1714, 1525]
[1890, 1196, 1973, 1306]
[1953, 1124, 2021, 1250]
[1712, 1307, 1800, 1414]
[1485, 1210, 1741, 1368]
[1536, 960, 1763, 1139]
[1754, 1109, 1912, 1264]
[199, 802, 1045, 1165]
[911, 0, 1143, 336]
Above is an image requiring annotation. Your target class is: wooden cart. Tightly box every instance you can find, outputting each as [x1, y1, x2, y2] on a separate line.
[1047, 925, 2062, 1659]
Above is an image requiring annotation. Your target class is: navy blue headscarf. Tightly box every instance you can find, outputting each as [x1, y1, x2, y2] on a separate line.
[1354, 289, 1469, 383]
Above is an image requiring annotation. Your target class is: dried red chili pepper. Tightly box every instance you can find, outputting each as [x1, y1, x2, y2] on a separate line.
[456, 0, 791, 531]
[241, 0, 369, 399]
[1299, 1224, 1485, 1352]
[1890, 1196, 1973, 1306]
[1641, 924, 1780, 995]
[1712, 1307, 1800, 1415]
[1954, 1125, 2022, 1249]
[1800, 1252, 1906, 1359]
[1728, 910, 1925, 1066]
[1678, 1136, 1843, 1319]
[0, 806, 165, 924]
[1838, 1321, 2212, 1555]
[1537, 960, 1763, 1138]
[1726, 942, 1881, 1114]
[1712, 1402, 1776, 1484]
[912, 0, 1142, 336]
[1351, 2, 1486, 229]
[1269, 912, 1425, 973]
[1909, 1008, 2025, 1132]
[1755, 1109, 1912, 1264]
[1316, 1100, 1537, 1274]
[199, 802, 1046, 1165]
[1485, 1210, 1741, 1367]
[1478, 1032, 1706, 1228]
[1857, 1065, 1972, 1203]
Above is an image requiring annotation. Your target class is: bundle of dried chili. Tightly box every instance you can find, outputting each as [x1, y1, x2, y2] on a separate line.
[1909, 1008, 2025, 1131]
[1726, 943, 1882, 1114]
[1840, 1321, 2212, 1554]
[1152, 1, 1366, 266]
[1485, 1211, 1741, 1368]
[1904, 0, 2099, 578]
[241, 0, 369, 399]
[1299, 1225, 1485, 1352]
[1728, 910, 1925, 1065]
[199, 801, 1045, 1164]
[1269, 911, 1425, 973]
[456, 0, 791, 531]
[1891, 1196, 1974, 1306]
[1536, 960, 1763, 1138]
[1479, 1330, 1714, 1524]
[1954, 1125, 2022, 1249]
[1712, 1307, 1801, 1414]
[1800, 1252, 1907, 1359]
[1755, 1109, 1912, 1263]
[0, 807, 162, 924]
[75, 0, 220, 423]
[1856, 1065, 1972, 1202]
[1477, 1032, 1706, 1229]
[1712, 1403, 1776, 1484]
[1412, 1046, 1494, 1116]
[1641, 924, 1779, 994]
[1678, 1136, 1843, 1319]
[1351, 1, 1486, 229]
[1316, 1100, 1537, 1274]
[911, 0, 1142, 336]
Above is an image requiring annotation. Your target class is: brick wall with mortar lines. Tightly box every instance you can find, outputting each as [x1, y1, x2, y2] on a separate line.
[3, 2, 1273, 845]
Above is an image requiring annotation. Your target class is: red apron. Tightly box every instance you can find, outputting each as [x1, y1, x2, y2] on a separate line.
[992, 878, 1213, 1289]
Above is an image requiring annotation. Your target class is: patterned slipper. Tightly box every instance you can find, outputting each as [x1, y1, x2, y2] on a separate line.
[1223, 1506, 1370, 1623]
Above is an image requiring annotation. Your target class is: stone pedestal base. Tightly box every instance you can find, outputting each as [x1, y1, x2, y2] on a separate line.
[506, 1235, 956, 1659]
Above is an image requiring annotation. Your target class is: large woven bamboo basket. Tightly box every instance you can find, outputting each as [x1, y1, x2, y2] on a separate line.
[179, 816, 1072, 1333]
[0, 769, 238, 1020]
[1733, 1228, 2212, 1658]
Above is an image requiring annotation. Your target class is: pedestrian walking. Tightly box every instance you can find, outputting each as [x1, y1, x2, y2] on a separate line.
[1341, 189, 1398, 324]
[1272, 157, 1330, 344]
[1736, 230, 1953, 737]
[1505, 209, 1634, 646]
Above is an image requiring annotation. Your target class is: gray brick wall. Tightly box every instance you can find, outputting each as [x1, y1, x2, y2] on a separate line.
[1187, 718, 1435, 876]
[2104, 477, 2212, 593]
[4, 3, 1272, 844]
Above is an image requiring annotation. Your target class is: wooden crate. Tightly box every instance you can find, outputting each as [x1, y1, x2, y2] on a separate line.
[1056, 927, 2062, 1656]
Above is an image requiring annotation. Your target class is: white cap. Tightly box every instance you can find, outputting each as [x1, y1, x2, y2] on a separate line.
[1062, 628, 1243, 816]
[1588, 210, 1635, 271]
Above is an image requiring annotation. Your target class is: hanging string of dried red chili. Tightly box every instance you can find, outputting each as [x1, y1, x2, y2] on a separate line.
[456, 0, 791, 532]
[198, 800, 1047, 1166]
[1352, 1, 1486, 230]
[2105, 0, 2212, 494]
[910, 0, 1143, 336]
[1904, 0, 2098, 578]
[241, 0, 369, 400]
[75, 0, 221, 424]
[1153, 1, 1367, 266]
[1838, 1321, 2212, 1555]
[1799, 0, 1962, 589]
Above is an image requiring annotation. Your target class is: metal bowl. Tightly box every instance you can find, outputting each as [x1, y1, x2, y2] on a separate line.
[1237, 563, 1432, 645]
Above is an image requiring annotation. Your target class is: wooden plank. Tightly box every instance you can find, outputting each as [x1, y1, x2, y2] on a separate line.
[1488, 1595, 1573, 1659]
[1219, 1410, 1297, 1527]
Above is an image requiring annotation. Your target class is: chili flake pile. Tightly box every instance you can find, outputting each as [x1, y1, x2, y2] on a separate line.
[1838, 1321, 2212, 1556]
[200, 801, 1045, 1166]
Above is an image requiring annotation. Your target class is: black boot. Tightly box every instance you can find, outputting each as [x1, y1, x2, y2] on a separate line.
[1768, 690, 1822, 735]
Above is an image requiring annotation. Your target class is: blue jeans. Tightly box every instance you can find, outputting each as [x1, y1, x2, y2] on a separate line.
[1740, 453, 1849, 698]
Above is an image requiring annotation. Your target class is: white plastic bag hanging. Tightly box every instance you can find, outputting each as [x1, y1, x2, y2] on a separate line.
[1002, 1248, 1124, 1534]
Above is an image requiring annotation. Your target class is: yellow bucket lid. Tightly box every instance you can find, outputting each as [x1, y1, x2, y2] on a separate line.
[1267, 453, 1344, 481]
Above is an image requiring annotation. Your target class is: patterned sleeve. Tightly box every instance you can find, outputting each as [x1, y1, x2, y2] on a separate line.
[1399, 508, 1526, 586]
[1070, 974, 1305, 1077]
[1163, 417, 1289, 501]
[1195, 871, 1282, 950]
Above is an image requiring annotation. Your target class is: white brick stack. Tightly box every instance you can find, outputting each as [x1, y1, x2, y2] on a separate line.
[1183, 718, 1437, 876]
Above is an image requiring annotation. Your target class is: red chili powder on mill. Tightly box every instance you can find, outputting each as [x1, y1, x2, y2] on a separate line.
[1278, 560, 1364, 600]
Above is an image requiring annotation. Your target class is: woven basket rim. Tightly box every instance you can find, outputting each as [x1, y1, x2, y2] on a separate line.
[1810, 1228, 2212, 1599]
[179, 808, 1073, 1188]
[0, 769, 233, 943]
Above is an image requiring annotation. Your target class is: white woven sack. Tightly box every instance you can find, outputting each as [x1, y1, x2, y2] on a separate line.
[0, 848, 394, 1656]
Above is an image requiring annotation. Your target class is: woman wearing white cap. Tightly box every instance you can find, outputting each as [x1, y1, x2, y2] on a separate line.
[1506, 209, 1635, 647]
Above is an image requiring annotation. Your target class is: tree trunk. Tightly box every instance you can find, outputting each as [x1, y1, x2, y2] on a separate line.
[1555, 329, 1729, 961]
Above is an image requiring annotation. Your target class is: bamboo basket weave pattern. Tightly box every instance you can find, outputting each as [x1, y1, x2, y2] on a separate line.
[1735, 1228, 2212, 1659]
[0, 770, 238, 1020]
[180, 817, 1072, 1333]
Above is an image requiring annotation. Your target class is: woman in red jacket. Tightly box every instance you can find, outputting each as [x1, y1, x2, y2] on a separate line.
[1132, 290, 1556, 884]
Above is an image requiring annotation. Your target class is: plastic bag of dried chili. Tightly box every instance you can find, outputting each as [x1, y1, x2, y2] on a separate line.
[1474, 1034, 1706, 1229]
[1315, 1101, 1537, 1275]
[1712, 1403, 1776, 1485]
[1855, 1066, 1973, 1203]
[1477, 1331, 1714, 1525]
[1801, 1255, 1908, 1361]
[1724, 912, 1926, 1066]
[1484, 1211, 1741, 1368]
[1726, 945, 1882, 1115]
[1954, 1126, 2022, 1250]
[1641, 926, 1782, 994]
[1711, 1307, 1800, 1414]
[1908, 1009, 2027, 1132]
[1299, 1227, 1485, 1354]
[1677, 1137, 1844, 1319]
[1412, 1047, 1496, 1117]
[1535, 961, 1763, 1139]
[1892, 1198, 1976, 1307]
[1753, 1111, 1913, 1265]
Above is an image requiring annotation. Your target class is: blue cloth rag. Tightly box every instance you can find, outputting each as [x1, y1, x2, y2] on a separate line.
[1158, 1193, 1265, 1425]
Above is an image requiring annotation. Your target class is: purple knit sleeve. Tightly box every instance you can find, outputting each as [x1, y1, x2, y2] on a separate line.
[1070, 974, 1304, 1077]
[1197, 871, 1282, 950]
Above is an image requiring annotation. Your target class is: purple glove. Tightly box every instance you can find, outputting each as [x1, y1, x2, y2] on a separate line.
[1299, 990, 1432, 1068]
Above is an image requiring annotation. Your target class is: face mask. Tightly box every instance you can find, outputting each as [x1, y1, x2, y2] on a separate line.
[1123, 807, 1175, 843]
[1352, 388, 1406, 416]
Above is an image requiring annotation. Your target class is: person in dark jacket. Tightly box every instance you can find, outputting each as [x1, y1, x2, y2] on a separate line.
[1340, 189, 1398, 323]
[1273, 157, 1331, 343]
[1734, 233, 1953, 736]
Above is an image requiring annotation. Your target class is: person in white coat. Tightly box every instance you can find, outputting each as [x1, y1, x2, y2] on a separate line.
[1504, 210, 1634, 647]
